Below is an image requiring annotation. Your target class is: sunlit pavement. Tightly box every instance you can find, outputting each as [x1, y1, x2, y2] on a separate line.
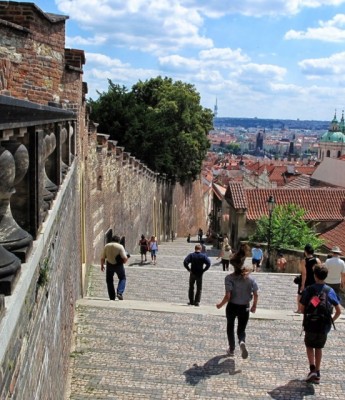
[66, 237, 345, 399]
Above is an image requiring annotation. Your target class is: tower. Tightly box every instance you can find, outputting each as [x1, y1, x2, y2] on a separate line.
[214, 98, 218, 118]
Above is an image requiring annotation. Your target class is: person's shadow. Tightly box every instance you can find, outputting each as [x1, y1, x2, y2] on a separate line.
[183, 354, 241, 386]
[268, 379, 315, 399]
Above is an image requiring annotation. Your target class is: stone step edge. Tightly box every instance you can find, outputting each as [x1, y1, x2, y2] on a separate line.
[76, 297, 323, 321]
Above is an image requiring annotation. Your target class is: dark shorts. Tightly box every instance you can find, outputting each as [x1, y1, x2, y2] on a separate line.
[252, 258, 261, 266]
[304, 332, 328, 349]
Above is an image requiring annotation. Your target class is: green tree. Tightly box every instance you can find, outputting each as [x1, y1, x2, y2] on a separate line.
[89, 76, 213, 183]
[249, 204, 324, 251]
[226, 143, 241, 155]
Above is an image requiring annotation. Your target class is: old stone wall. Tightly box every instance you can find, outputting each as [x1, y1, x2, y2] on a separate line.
[0, 3, 66, 104]
[0, 3, 208, 400]
[81, 128, 207, 272]
[0, 165, 81, 400]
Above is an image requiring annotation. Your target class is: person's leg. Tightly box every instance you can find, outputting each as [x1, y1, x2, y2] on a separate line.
[306, 346, 315, 366]
[105, 264, 116, 300]
[115, 264, 126, 298]
[225, 260, 229, 271]
[226, 304, 237, 352]
[237, 305, 250, 344]
[252, 258, 256, 272]
[222, 259, 226, 271]
[315, 348, 322, 372]
[194, 275, 203, 305]
[188, 273, 196, 304]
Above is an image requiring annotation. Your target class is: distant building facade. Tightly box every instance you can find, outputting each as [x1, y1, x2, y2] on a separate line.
[318, 111, 345, 160]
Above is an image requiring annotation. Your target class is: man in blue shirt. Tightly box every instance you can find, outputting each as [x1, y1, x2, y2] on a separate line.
[251, 244, 263, 272]
[183, 244, 211, 306]
[300, 265, 341, 384]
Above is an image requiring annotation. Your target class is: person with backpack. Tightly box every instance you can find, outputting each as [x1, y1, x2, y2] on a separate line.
[300, 243, 321, 293]
[299, 265, 341, 384]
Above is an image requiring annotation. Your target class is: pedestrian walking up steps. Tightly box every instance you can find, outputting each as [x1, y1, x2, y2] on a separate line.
[66, 237, 345, 400]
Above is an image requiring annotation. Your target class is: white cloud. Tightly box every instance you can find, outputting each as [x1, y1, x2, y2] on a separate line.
[182, 0, 345, 18]
[299, 51, 345, 77]
[56, 0, 212, 55]
[285, 13, 345, 42]
[66, 35, 107, 46]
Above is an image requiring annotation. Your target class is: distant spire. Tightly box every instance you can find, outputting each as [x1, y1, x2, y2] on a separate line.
[340, 110, 345, 133]
[214, 98, 218, 118]
[330, 109, 339, 132]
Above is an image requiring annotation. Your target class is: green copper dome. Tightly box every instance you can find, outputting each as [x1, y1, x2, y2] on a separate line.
[320, 131, 345, 143]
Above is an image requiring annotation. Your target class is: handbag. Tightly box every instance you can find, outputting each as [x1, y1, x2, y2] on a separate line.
[293, 274, 302, 285]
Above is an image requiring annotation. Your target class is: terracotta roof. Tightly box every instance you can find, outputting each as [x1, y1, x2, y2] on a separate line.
[225, 184, 345, 221]
[283, 174, 312, 188]
[225, 182, 247, 209]
[320, 220, 345, 252]
[212, 182, 226, 200]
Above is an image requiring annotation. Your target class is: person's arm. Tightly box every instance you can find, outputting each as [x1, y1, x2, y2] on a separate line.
[183, 255, 191, 272]
[300, 259, 306, 292]
[332, 304, 341, 323]
[101, 257, 106, 272]
[203, 256, 211, 272]
[341, 272, 345, 288]
[216, 291, 231, 309]
[120, 247, 128, 264]
[250, 292, 258, 313]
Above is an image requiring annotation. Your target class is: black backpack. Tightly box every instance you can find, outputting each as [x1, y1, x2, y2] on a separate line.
[303, 285, 335, 333]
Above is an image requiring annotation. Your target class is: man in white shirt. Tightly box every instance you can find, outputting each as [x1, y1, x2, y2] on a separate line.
[325, 245, 345, 298]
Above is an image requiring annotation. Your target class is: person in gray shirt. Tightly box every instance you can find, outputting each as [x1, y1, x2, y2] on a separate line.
[216, 251, 258, 359]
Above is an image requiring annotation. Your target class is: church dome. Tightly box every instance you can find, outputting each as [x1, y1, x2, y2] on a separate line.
[320, 131, 345, 143]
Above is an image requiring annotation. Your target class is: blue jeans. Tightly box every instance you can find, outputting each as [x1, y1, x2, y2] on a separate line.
[106, 262, 126, 300]
[226, 303, 250, 350]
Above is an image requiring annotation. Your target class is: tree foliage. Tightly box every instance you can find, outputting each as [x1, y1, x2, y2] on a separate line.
[249, 204, 324, 251]
[88, 77, 213, 183]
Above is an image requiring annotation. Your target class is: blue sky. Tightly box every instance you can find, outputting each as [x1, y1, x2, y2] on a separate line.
[20, 0, 345, 120]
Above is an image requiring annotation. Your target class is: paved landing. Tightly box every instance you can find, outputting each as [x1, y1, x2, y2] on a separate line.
[66, 238, 345, 399]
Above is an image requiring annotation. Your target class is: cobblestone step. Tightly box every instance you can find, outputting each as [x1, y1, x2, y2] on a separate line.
[66, 237, 345, 399]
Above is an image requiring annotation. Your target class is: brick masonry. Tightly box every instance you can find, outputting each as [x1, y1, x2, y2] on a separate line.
[0, 2, 208, 399]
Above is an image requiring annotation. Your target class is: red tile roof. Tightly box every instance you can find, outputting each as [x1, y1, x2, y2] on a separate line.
[225, 184, 345, 221]
[320, 220, 345, 252]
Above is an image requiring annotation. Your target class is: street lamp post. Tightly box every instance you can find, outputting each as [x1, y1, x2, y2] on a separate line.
[266, 195, 275, 271]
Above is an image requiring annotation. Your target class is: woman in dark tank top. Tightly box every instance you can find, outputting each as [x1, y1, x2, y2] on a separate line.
[301, 244, 321, 291]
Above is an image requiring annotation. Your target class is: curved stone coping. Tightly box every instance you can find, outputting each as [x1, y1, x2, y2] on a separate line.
[76, 297, 345, 323]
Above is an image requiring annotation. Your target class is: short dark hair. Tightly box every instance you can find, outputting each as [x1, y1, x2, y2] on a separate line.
[313, 265, 328, 280]
[304, 243, 314, 255]
[112, 235, 120, 243]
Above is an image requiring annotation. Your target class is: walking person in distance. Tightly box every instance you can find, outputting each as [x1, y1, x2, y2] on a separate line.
[183, 244, 211, 306]
[100, 235, 128, 300]
[138, 234, 149, 264]
[148, 235, 158, 265]
[324, 245, 345, 298]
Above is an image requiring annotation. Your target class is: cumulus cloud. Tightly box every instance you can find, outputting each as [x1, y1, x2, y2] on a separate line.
[56, 0, 212, 55]
[285, 14, 345, 42]
[299, 51, 345, 76]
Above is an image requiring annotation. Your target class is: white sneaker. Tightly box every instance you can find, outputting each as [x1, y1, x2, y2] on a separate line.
[240, 342, 248, 359]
